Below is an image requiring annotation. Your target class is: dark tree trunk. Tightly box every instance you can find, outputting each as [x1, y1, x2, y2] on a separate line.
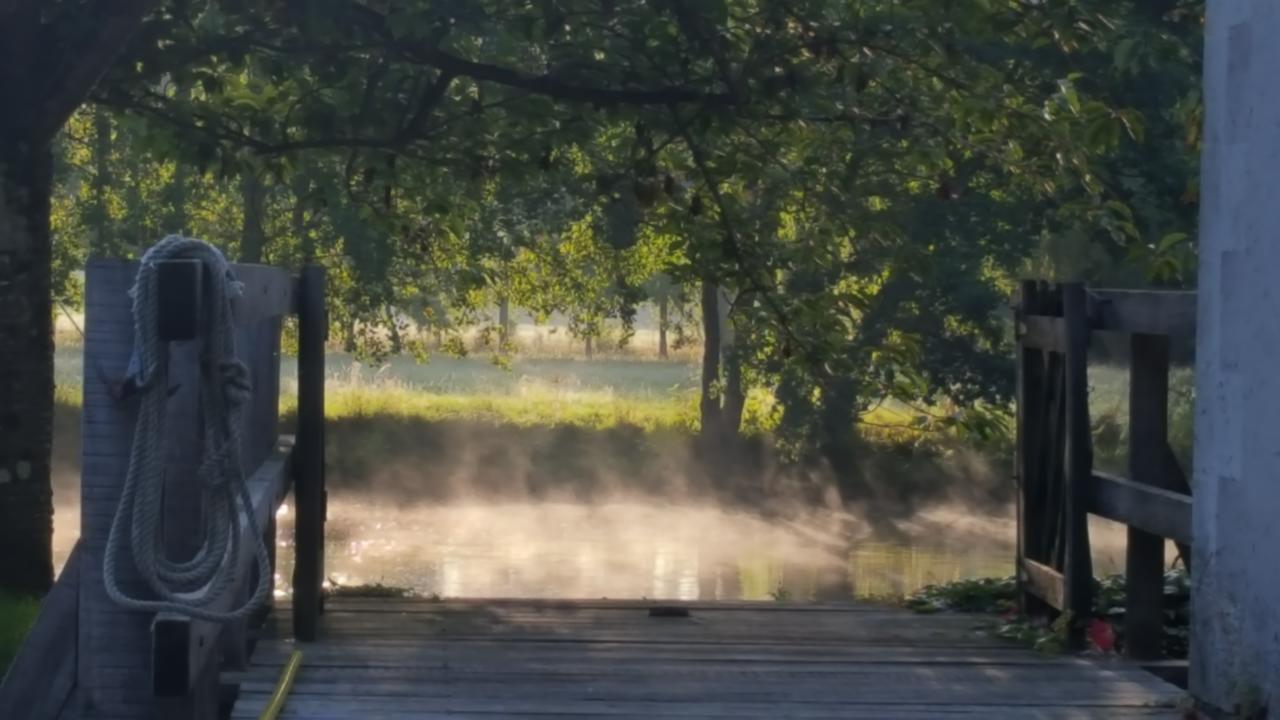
[699, 278, 722, 439]
[498, 295, 511, 344]
[292, 173, 313, 263]
[723, 347, 745, 436]
[89, 107, 113, 255]
[0, 0, 157, 595]
[239, 168, 267, 263]
[164, 160, 189, 237]
[0, 139, 56, 595]
[343, 318, 358, 353]
[818, 374, 860, 489]
[721, 291, 746, 435]
[584, 335, 594, 359]
[658, 294, 669, 359]
[386, 307, 403, 354]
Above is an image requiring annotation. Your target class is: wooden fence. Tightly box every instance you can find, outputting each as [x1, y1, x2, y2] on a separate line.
[1015, 281, 1194, 661]
[0, 258, 327, 719]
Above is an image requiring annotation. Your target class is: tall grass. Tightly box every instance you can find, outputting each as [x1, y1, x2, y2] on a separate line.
[0, 594, 40, 675]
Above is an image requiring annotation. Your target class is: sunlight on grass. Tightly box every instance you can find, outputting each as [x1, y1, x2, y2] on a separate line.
[0, 593, 40, 674]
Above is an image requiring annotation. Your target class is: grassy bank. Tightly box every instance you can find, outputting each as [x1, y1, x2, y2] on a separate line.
[0, 594, 40, 676]
[49, 348, 1198, 513]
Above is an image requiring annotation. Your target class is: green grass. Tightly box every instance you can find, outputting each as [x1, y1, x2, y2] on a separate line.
[0, 593, 40, 675]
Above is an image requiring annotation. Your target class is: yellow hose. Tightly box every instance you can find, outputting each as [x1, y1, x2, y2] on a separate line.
[258, 650, 303, 720]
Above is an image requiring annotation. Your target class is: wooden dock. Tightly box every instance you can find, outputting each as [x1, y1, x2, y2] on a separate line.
[230, 599, 1182, 719]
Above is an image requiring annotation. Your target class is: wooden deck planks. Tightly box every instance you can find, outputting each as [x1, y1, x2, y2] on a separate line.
[228, 599, 1181, 719]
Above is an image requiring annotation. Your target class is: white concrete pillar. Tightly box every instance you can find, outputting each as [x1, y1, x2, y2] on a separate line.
[1193, 1, 1280, 713]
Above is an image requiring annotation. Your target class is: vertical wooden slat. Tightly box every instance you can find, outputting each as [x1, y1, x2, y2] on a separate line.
[1061, 283, 1094, 650]
[1125, 333, 1171, 660]
[1016, 281, 1041, 614]
[79, 259, 153, 718]
[293, 266, 327, 641]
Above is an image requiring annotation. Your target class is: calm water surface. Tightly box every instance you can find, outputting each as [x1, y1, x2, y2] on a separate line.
[54, 499, 1127, 601]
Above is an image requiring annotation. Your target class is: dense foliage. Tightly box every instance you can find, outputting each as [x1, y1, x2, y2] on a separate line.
[35, 0, 1203, 468]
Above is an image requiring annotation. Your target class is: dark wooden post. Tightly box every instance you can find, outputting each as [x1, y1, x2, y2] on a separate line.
[293, 265, 326, 641]
[1125, 333, 1171, 660]
[1015, 280, 1037, 614]
[1061, 283, 1094, 650]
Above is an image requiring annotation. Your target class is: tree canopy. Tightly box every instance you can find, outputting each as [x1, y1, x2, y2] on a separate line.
[0, 0, 1204, 592]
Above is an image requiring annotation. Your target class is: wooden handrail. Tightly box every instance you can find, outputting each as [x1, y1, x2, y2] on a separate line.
[1089, 472, 1192, 545]
[153, 439, 294, 699]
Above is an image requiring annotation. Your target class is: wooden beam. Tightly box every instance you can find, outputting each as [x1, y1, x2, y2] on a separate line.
[152, 440, 294, 699]
[293, 266, 327, 642]
[230, 263, 294, 325]
[0, 542, 81, 719]
[1018, 558, 1065, 611]
[1061, 283, 1093, 650]
[156, 259, 202, 342]
[1089, 472, 1192, 545]
[1019, 315, 1067, 352]
[1089, 289, 1196, 339]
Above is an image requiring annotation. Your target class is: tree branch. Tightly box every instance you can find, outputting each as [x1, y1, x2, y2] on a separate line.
[337, 2, 732, 108]
[34, 0, 160, 145]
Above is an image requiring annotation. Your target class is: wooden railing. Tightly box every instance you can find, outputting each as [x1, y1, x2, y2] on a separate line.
[0, 257, 327, 719]
[1015, 281, 1194, 660]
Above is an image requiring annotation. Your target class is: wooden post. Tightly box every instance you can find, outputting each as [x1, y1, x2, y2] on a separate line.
[1015, 280, 1038, 614]
[1061, 283, 1094, 650]
[293, 265, 326, 641]
[1125, 333, 1171, 660]
[79, 260, 161, 717]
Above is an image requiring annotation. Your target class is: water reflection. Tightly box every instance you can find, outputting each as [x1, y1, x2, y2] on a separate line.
[53, 497, 1128, 600]
[269, 500, 1024, 601]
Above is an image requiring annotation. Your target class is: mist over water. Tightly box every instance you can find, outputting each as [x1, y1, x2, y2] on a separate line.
[48, 346, 1134, 601]
[269, 499, 1021, 601]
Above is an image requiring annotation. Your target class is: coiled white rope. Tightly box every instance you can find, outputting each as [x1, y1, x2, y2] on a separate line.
[104, 235, 271, 622]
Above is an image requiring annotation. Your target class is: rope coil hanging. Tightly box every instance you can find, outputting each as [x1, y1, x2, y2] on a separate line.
[103, 235, 272, 622]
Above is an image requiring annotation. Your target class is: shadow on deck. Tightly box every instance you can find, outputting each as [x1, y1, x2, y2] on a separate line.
[229, 598, 1181, 719]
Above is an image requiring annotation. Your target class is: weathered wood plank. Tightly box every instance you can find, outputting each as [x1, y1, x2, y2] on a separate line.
[0, 542, 81, 719]
[153, 440, 293, 699]
[1088, 472, 1192, 545]
[1019, 558, 1065, 611]
[293, 266, 326, 641]
[1125, 333, 1170, 661]
[1020, 315, 1067, 352]
[228, 597, 1182, 719]
[229, 263, 293, 325]
[80, 260, 154, 717]
[1061, 283, 1093, 650]
[1089, 289, 1196, 339]
[231, 698, 1179, 720]
[156, 259, 202, 342]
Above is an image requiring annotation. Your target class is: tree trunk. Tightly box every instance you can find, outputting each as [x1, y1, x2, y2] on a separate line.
[89, 107, 113, 255]
[386, 307, 402, 354]
[584, 335, 594, 359]
[818, 374, 860, 489]
[343, 317, 358, 353]
[239, 168, 267, 263]
[723, 348, 745, 436]
[164, 159, 189, 236]
[292, 173, 313, 263]
[721, 290, 745, 435]
[0, 139, 56, 595]
[498, 295, 511, 344]
[658, 294, 669, 359]
[699, 278, 722, 439]
[162, 86, 189, 235]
